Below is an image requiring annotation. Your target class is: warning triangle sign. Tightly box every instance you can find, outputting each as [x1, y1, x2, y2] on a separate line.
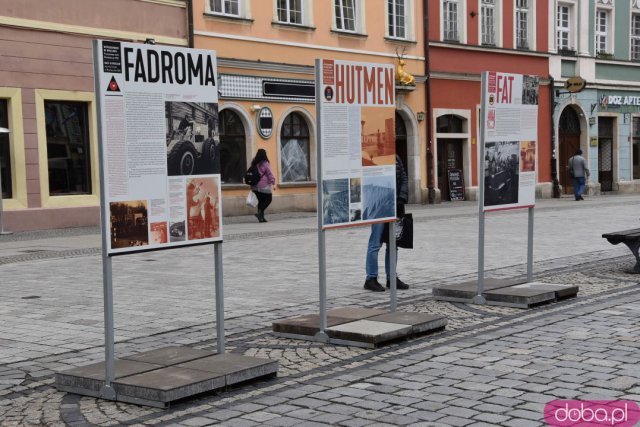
[107, 76, 120, 92]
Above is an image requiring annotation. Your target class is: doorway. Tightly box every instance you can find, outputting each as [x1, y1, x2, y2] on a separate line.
[558, 107, 581, 195]
[598, 117, 614, 192]
[395, 112, 408, 171]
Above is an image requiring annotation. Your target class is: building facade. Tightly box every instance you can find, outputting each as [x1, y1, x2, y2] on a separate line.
[550, 0, 640, 196]
[194, 0, 427, 214]
[427, 0, 552, 201]
[0, 0, 188, 231]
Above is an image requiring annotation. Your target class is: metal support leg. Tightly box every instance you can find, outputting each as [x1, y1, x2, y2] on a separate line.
[315, 229, 329, 342]
[100, 255, 116, 400]
[527, 207, 534, 282]
[389, 222, 397, 312]
[214, 242, 225, 354]
[473, 211, 487, 304]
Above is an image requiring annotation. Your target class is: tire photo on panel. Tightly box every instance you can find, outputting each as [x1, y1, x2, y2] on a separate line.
[166, 101, 220, 176]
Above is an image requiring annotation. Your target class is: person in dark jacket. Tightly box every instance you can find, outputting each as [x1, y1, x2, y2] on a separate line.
[364, 155, 409, 292]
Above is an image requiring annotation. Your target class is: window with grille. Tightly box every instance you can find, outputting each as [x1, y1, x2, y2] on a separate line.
[516, 0, 529, 49]
[557, 4, 571, 50]
[595, 9, 609, 54]
[632, 14, 640, 61]
[388, 0, 406, 39]
[277, 0, 302, 25]
[443, 0, 459, 41]
[280, 113, 310, 182]
[0, 99, 11, 199]
[481, 0, 495, 46]
[335, 0, 356, 31]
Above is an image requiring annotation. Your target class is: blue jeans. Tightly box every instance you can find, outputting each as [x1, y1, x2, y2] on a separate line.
[573, 177, 586, 200]
[366, 223, 398, 279]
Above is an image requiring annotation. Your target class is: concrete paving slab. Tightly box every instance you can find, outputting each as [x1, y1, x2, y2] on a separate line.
[484, 286, 556, 308]
[272, 314, 352, 337]
[55, 359, 161, 395]
[368, 312, 448, 335]
[432, 278, 525, 302]
[121, 346, 214, 366]
[177, 354, 279, 386]
[114, 366, 226, 407]
[326, 307, 387, 320]
[326, 320, 412, 348]
[516, 282, 580, 300]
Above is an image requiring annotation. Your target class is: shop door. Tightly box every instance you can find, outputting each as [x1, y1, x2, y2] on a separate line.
[558, 107, 581, 195]
[437, 139, 463, 201]
[598, 117, 614, 192]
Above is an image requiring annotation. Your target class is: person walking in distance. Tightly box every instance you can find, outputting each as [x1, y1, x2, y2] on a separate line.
[251, 149, 276, 222]
[568, 148, 589, 201]
[364, 155, 409, 292]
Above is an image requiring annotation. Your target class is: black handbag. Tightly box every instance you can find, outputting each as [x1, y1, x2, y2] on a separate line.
[381, 213, 413, 249]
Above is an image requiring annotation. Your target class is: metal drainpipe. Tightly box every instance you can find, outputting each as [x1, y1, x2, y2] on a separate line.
[424, 0, 435, 204]
[550, 76, 561, 198]
[187, 0, 194, 48]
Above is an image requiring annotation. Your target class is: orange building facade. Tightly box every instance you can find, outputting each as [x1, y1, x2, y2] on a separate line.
[193, 0, 428, 214]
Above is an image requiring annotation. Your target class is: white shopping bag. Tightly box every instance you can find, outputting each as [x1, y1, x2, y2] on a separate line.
[246, 191, 258, 208]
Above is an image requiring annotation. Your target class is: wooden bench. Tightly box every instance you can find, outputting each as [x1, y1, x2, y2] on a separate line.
[602, 228, 640, 273]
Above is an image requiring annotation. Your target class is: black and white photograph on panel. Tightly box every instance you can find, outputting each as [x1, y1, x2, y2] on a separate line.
[350, 208, 362, 222]
[165, 102, 220, 176]
[322, 179, 349, 226]
[484, 141, 520, 207]
[109, 200, 149, 249]
[169, 220, 186, 243]
[350, 177, 361, 203]
[362, 174, 395, 220]
[522, 75, 539, 105]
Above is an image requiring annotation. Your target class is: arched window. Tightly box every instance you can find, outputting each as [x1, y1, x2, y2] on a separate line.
[219, 109, 246, 184]
[280, 112, 310, 182]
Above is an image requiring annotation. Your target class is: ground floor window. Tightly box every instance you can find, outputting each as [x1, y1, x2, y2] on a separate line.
[280, 112, 310, 182]
[634, 117, 640, 180]
[45, 101, 91, 195]
[219, 109, 246, 184]
[0, 99, 11, 199]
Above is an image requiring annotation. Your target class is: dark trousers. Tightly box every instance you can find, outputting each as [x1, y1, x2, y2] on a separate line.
[253, 191, 272, 214]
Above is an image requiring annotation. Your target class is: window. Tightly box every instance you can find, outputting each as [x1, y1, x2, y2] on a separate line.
[280, 112, 310, 182]
[481, 0, 496, 46]
[335, 0, 356, 31]
[0, 100, 11, 199]
[443, 0, 459, 41]
[632, 14, 640, 61]
[557, 4, 571, 50]
[218, 109, 246, 184]
[388, 0, 406, 39]
[595, 9, 610, 54]
[45, 101, 91, 195]
[277, 0, 302, 25]
[633, 117, 640, 179]
[210, 0, 239, 16]
[516, 0, 530, 49]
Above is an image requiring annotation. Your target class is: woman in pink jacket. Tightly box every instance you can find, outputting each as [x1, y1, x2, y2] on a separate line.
[251, 149, 276, 222]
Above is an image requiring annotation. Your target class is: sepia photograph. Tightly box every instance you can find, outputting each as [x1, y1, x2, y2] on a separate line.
[186, 177, 221, 240]
[322, 179, 349, 225]
[109, 200, 149, 249]
[166, 102, 220, 176]
[362, 174, 395, 220]
[349, 177, 361, 203]
[520, 141, 536, 172]
[484, 141, 520, 206]
[361, 107, 396, 167]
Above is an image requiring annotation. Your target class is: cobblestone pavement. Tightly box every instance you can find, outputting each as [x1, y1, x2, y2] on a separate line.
[1, 194, 640, 426]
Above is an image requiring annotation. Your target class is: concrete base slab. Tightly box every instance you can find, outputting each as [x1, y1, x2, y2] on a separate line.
[272, 314, 352, 336]
[433, 278, 525, 302]
[326, 320, 412, 348]
[121, 346, 213, 365]
[326, 307, 387, 320]
[369, 312, 448, 335]
[484, 286, 556, 308]
[517, 282, 579, 300]
[55, 347, 278, 408]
